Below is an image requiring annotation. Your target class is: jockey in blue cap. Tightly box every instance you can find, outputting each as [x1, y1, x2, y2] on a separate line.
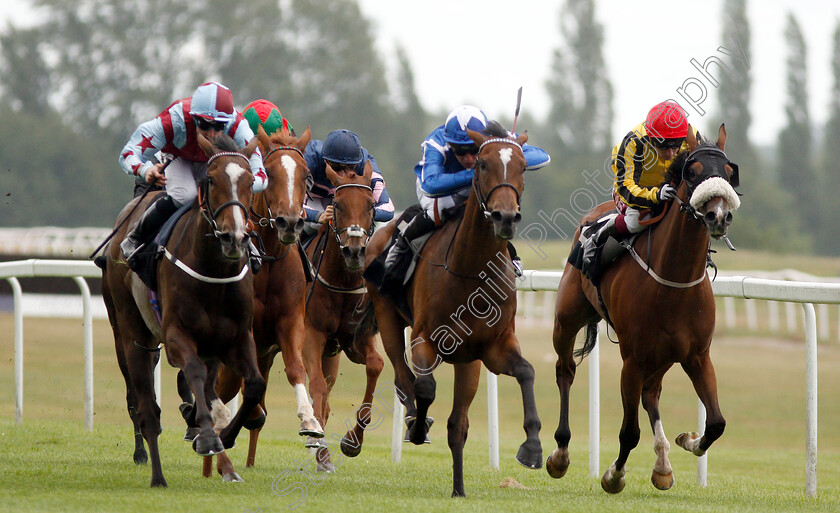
[379, 105, 550, 287]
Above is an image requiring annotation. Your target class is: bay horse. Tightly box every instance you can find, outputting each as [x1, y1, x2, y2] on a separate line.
[201, 125, 325, 480]
[545, 125, 740, 493]
[357, 121, 543, 497]
[101, 134, 266, 487]
[302, 162, 384, 472]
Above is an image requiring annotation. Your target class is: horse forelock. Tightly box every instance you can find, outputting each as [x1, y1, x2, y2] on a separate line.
[484, 120, 508, 138]
[664, 148, 691, 186]
[213, 134, 240, 153]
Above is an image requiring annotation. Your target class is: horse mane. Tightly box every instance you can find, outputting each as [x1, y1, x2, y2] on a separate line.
[213, 134, 241, 153]
[483, 120, 509, 138]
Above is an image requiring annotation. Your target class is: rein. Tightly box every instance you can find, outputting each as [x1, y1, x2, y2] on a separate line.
[250, 145, 311, 232]
[329, 183, 375, 248]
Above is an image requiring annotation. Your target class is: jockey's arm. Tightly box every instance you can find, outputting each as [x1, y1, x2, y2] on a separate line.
[613, 137, 660, 209]
[229, 121, 267, 192]
[119, 118, 165, 181]
[365, 156, 395, 222]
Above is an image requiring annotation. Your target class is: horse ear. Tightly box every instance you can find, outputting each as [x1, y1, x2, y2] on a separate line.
[717, 123, 727, 151]
[325, 162, 340, 186]
[515, 130, 528, 146]
[686, 124, 699, 151]
[197, 132, 217, 157]
[467, 128, 486, 146]
[362, 159, 373, 184]
[243, 136, 260, 159]
[257, 124, 272, 153]
[298, 126, 312, 153]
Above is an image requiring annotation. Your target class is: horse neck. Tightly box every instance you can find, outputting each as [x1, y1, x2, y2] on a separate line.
[185, 208, 242, 272]
[449, 191, 508, 272]
[647, 199, 709, 278]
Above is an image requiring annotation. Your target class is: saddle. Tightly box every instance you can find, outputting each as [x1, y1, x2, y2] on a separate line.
[128, 202, 193, 292]
[568, 210, 639, 288]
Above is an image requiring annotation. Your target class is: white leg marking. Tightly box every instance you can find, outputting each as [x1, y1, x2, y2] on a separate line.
[211, 398, 231, 434]
[295, 383, 315, 420]
[498, 148, 513, 180]
[281, 155, 297, 207]
[652, 419, 672, 473]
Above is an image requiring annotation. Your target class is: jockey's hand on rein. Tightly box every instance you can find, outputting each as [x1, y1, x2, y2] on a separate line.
[657, 184, 676, 202]
[144, 163, 167, 187]
[318, 205, 334, 224]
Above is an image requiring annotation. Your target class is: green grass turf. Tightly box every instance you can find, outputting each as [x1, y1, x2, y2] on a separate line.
[2, 314, 840, 511]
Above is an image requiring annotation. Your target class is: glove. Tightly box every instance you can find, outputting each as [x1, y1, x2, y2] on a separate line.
[657, 184, 676, 202]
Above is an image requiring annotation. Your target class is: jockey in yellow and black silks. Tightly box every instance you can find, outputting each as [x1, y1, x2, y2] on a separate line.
[582, 101, 696, 268]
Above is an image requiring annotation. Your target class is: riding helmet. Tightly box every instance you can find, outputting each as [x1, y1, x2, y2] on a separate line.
[645, 101, 688, 140]
[443, 105, 487, 145]
[189, 82, 236, 123]
[323, 129, 363, 165]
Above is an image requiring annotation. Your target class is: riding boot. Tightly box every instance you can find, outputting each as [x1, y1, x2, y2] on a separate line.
[120, 194, 179, 260]
[381, 212, 436, 289]
[581, 214, 619, 274]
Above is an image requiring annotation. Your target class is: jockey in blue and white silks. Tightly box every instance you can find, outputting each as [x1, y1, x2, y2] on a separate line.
[414, 105, 550, 223]
[118, 82, 267, 260]
[301, 129, 395, 237]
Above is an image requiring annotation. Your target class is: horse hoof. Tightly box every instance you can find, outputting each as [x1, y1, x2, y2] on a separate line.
[316, 460, 336, 473]
[651, 469, 675, 490]
[183, 427, 200, 442]
[515, 442, 543, 469]
[601, 472, 626, 494]
[222, 472, 244, 483]
[299, 418, 324, 438]
[133, 449, 148, 465]
[243, 409, 266, 431]
[150, 476, 168, 488]
[451, 488, 466, 498]
[305, 436, 325, 449]
[545, 448, 570, 478]
[404, 416, 433, 444]
[193, 434, 225, 456]
[340, 434, 362, 457]
[676, 431, 705, 455]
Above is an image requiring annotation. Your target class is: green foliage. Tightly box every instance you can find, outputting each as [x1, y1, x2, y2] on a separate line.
[819, 21, 840, 255]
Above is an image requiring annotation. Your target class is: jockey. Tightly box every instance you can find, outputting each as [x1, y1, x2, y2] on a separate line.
[380, 105, 550, 285]
[243, 99, 295, 137]
[301, 129, 395, 240]
[118, 82, 267, 261]
[581, 100, 696, 270]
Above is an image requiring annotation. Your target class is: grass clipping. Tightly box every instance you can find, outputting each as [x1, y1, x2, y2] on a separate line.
[499, 477, 530, 490]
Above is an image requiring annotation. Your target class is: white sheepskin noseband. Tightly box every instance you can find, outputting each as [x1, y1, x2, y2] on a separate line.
[689, 176, 740, 211]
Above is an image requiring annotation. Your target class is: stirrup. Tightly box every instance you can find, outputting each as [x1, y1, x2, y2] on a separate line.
[120, 237, 142, 260]
[512, 258, 524, 278]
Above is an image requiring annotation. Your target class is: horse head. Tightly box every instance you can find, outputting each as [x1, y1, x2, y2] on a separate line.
[197, 133, 258, 260]
[325, 161, 375, 271]
[677, 124, 741, 239]
[467, 121, 528, 240]
[257, 124, 312, 244]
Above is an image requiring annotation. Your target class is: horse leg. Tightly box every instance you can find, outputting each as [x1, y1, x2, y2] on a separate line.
[481, 329, 542, 470]
[448, 361, 481, 498]
[372, 296, 418, 421]
[303, 328, 332, 452]
[340, 335, 385, 457]
[311, 352, 340, 472]
[676, 351, 726, 456]
[407, 329, 437, 446]
[125, 340, 166, 487]
[602, 360, 643, 494]
[176, 370, 200, 441]
[245, 352, 274, 468]
[209, 363, 244, 482]
[280, 318, 323, 439]
[642, 368, 675, 490]
[218, 333, 267, 451]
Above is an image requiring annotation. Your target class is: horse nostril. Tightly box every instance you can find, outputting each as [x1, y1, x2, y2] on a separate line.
[704, 211, 717, 225]
[219, 232, 234, 245]
[513, 212, 522, 224]
[341, 246, 352, 260]
[294, 218, 305, 232]
[274, 217, 288, 229]
[490, 211, 504, 222]
[724, 212, 733, 225]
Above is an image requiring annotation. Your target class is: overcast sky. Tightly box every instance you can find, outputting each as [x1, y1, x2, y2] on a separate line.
[358, 0, 839, 146]
[3, 1, 838, 146]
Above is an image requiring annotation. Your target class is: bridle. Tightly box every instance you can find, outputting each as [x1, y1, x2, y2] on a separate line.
[329, 183, 375, 249]
[199, 152, 253, 239]
[249, 145, 314, 233]
[471, 137, 524, 217]
[675, 145, 740, 221]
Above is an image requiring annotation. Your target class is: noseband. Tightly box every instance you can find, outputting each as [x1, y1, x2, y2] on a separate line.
[329, 183, 375, 248]
[472, 138, 524, 217]
[677, 146, 739, 220]
[200, 152, 252, 239]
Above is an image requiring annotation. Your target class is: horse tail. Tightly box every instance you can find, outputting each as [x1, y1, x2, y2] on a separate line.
[573, 322, 598, 361]
[353, 296, 379, 344]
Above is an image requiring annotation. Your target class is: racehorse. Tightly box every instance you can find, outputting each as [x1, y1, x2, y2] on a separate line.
[302, 162, 384, 472]
[357, 121, 543, 497]
[201, 125, 325, 480]
[101, 134, 266, 487]
[545, 125, 740, 493]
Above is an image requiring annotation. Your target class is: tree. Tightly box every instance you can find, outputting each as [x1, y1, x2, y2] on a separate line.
[777, 13, 819, 246]
[819, 21, 840, 254]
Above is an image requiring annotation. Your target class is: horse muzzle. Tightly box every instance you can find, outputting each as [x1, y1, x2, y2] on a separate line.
[701, 198, 733, 239]
[218, 231, 249, 260]
[489, 209, 522, 240]
[275, 214, 305, 245]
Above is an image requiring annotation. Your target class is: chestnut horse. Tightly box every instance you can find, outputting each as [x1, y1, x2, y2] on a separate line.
[545, 125, 740, 493]
[101, 134, 266, 487]
[302, 162, 384, 472]
[202, 125, 325, 480]
[357, 121, 543, 497]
